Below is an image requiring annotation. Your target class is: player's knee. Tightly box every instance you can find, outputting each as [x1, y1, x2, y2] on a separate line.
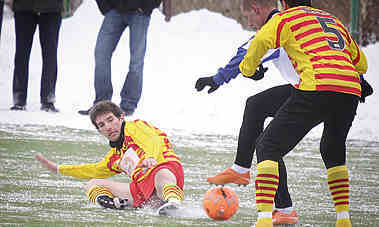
[155, 168, 176, 185]
[255, 146, 265, 163]
[255, 134, 265, 160]
[245, 96, 266, 120]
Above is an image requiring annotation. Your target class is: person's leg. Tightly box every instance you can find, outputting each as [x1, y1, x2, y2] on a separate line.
[119, 11, 151, 113]
[236, 84, 292, 168]
[274, 159, 292, 208]
[93, 10, 126, 104]
[207, 85, 292, 186]
[12, 12, 37, 108]
[319, 93, 358, 227]
[85, 179, 133, 209]
[254, 89, 323, 225]
[0, 1, 4, 38]
[154, 168, 183, 203]
[38, 12, 61, 108]
[272, 159, 298, 224]
[154, 165, 184, 215]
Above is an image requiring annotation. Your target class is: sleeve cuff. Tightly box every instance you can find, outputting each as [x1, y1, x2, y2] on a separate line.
[212, 73, 224, 86]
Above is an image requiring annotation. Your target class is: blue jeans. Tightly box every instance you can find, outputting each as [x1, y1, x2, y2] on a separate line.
[94, 9, 151, 112]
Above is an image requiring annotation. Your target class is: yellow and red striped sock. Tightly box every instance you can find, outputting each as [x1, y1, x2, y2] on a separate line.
[255, 160, 279, 226]
[327, 165, 351, 227]
[162, 184, 184, 204]
[86, 185, 114, 204]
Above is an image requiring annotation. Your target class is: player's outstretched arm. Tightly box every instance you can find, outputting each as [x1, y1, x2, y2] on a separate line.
[195, 47, 247, 95]
[35, 153, 58, 174]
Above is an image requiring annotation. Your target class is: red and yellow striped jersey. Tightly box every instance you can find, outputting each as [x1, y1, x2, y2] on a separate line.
[240, 6, 367, 97]
[58, 120, 180, 183]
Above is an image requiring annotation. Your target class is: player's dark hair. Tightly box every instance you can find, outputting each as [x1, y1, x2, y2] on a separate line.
[90, 101, 123, 129]
[284, 0, 312, 7]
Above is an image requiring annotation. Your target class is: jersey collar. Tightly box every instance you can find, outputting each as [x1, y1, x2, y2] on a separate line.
[265, 8, 280, 24]
[109, 121, 125, 149]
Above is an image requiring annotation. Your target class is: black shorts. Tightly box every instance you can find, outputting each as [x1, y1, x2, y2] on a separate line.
[255, 87, 359, 169]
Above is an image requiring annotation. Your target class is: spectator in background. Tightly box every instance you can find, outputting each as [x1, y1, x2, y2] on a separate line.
[10, 0, 62, 112]
[0, 1, 4, 38]
[2, 1, 15, 40]
[78, 0, 172, 116]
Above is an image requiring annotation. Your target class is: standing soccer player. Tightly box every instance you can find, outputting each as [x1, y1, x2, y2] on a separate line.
[195, 1, 300, 223]
[239, 0, 367, 226]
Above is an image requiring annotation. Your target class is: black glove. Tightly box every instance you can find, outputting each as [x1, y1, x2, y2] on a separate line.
[360, 77, 373, 103]
[243, 64, 268, 81]
[195, 76, 220, 94]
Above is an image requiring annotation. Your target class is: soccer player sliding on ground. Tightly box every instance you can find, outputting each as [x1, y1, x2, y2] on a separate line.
[35, 101, 184, 215]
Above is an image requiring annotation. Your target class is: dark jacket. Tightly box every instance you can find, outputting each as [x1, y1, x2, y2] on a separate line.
[95, 0, 161, 15]
[13, 0, 62, 13]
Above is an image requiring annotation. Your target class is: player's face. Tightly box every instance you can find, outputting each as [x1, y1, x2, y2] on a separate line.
[240, 4, 265, 30]
[95, 112, 124, 142]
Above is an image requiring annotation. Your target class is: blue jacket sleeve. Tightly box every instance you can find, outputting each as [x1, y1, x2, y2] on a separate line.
[213, 47, 247, 86]
[212, 35, 280, 86]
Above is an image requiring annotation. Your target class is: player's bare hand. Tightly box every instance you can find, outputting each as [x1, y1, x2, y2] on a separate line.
[138, 158, 157, 169]
[35, 153, 58, 174]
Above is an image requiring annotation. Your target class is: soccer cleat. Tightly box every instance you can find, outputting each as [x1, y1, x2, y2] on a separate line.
[336, 219, 352, 227]
[10, 104, 26, 111]
[156, 200, 180, 216]
[96, 195, 128, 210]
[272, 210, 298, 225]
[206, 168, 250, 186]
[41, 103, 59, 112]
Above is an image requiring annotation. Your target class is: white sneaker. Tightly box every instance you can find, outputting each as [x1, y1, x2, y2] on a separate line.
[156, 200, 180, 216]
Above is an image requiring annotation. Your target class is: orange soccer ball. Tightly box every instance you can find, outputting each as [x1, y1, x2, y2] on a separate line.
[202, 186, 239, 221]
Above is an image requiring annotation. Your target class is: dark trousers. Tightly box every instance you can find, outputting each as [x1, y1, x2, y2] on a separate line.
[0, 1, 3, 38]
[256, 88, 359, 170]
[236, 84, 293, 208]
[13, 12, 61, 106]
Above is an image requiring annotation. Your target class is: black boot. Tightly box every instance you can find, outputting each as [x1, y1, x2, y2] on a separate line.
[41, 103, 59, 112]
[96, 195, 128, 210]
[10, 104, 26, 111]
[78, 107, 92, 115]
